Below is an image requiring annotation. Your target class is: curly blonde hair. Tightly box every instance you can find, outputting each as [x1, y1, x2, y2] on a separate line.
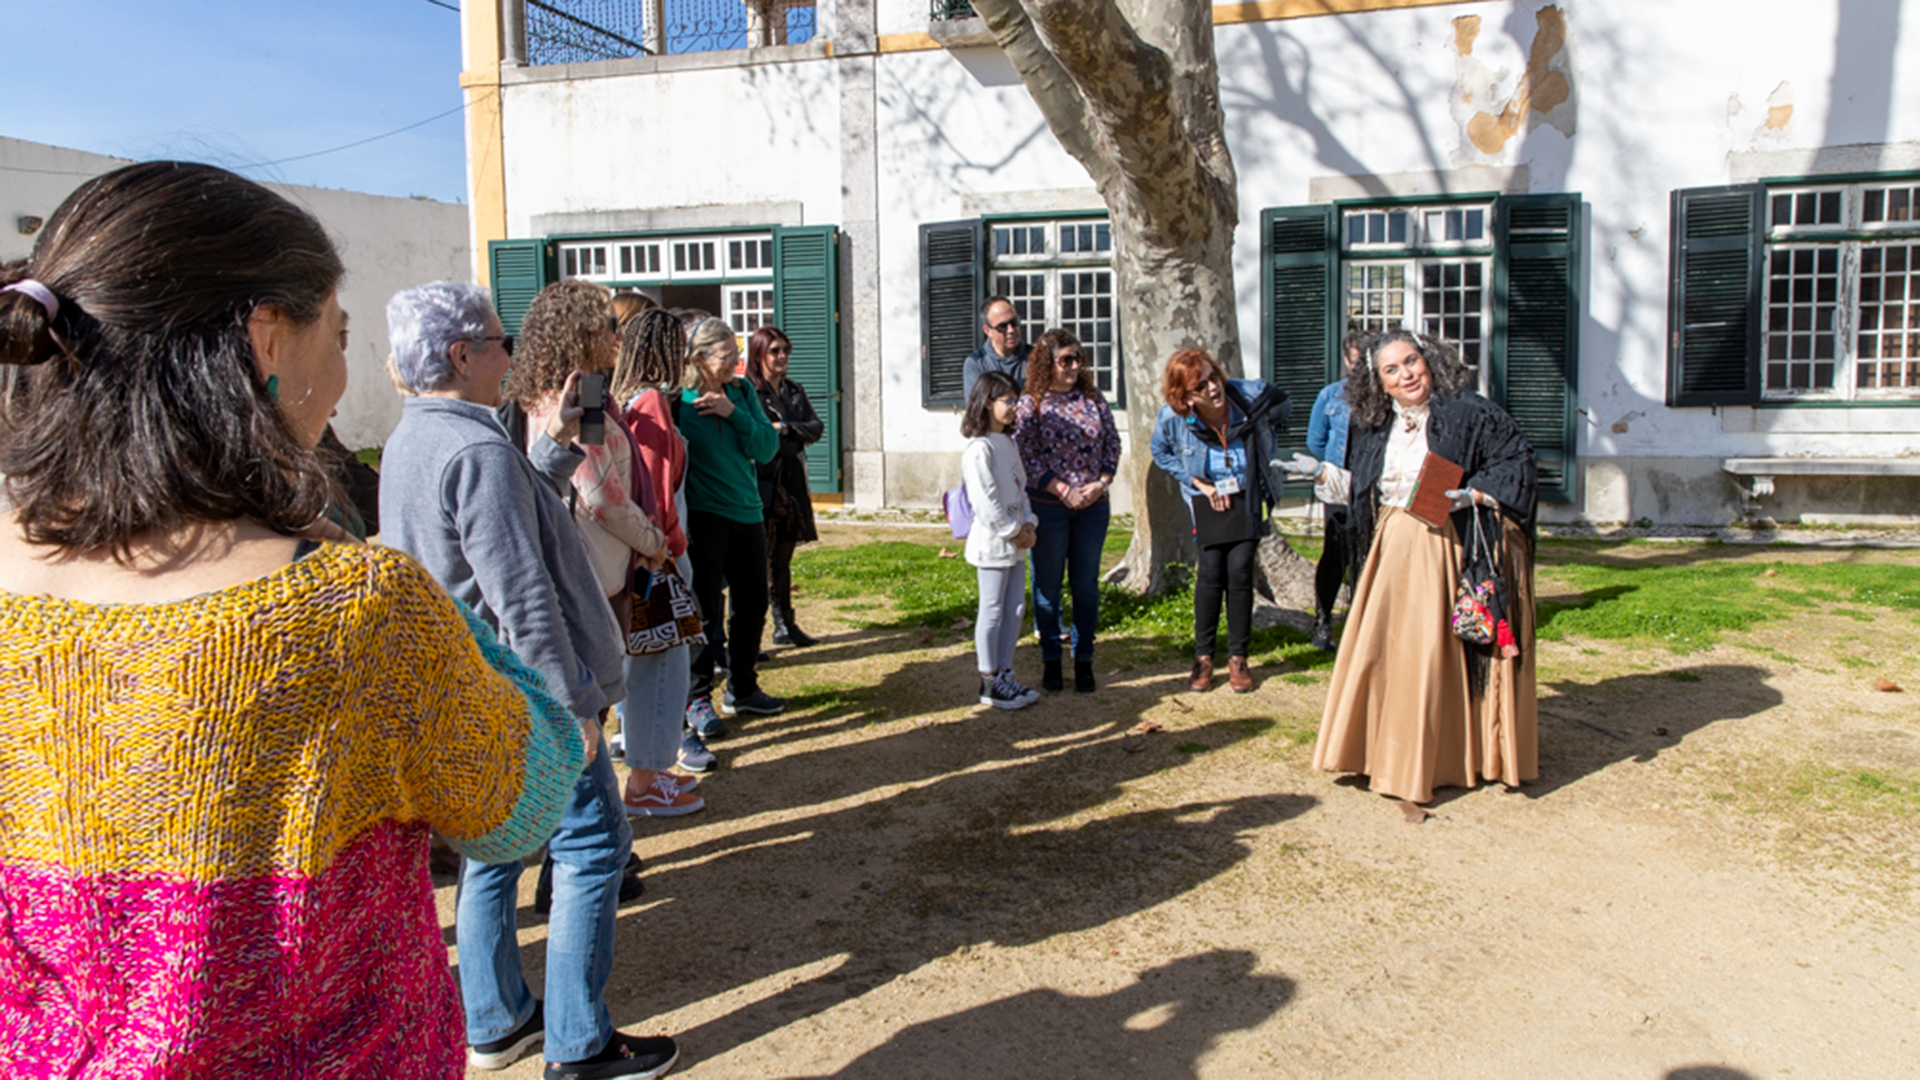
[504, 279, 612, 407]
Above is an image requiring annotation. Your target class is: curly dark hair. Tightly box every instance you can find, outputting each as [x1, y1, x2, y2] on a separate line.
[1345, 330, 1474, 429]
[504, 279, 612, 407]
[0, 161, 344, 559]
[1023, 328, 1094, 400]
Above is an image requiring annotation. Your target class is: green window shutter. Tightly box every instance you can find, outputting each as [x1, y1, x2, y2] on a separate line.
[921, 219, 982, 408]
[1493, 192, 1582, 504]
[773, 225, 842, 494]
[1261, 204, 1339, 495]
[1666, 185, 1764, 406]
[488, 239, 551, 337]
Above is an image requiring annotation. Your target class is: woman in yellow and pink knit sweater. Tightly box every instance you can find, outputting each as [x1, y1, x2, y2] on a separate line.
[0, 163, 585, 1077]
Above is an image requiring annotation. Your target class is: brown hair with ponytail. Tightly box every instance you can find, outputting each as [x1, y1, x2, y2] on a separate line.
[0, 161, 345, 559]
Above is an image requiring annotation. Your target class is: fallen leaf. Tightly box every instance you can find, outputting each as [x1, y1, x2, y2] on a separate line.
[1131, 720, 1164, 734]
[951, 616, 974, 630]
[1761, 568, 1778, 577]
[1652, 727, 1669, 736]
[917, 627, 935, 645]
[1875, 677, 1904, 693]
[1120, 734, 1147, 754]
[937, 548, 958, 559]
[1166, 698, 1193, 714]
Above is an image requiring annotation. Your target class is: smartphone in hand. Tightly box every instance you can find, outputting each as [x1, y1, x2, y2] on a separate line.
[578, 373, 606, 446]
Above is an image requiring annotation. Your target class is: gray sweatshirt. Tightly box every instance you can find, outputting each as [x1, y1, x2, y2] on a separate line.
[379, 396, 624, 720]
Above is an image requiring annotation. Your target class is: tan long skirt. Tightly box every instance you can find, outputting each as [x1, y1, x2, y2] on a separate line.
[1311, 506, 1537, 804]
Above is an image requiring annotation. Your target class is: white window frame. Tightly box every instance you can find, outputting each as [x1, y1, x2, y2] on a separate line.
[1340, 201, 1495, 394]
[1761, 182, 1920, 401]
[558, 231, 775, 286]
[987, 216, 1122, 402]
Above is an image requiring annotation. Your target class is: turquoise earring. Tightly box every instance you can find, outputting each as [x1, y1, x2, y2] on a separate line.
[266, 375, 279, 401]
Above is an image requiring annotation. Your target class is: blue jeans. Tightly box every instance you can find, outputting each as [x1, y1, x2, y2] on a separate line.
[622, 643, 690, 772]
[456, 734, 632, 1062]
[1029, 496, 1110, 662]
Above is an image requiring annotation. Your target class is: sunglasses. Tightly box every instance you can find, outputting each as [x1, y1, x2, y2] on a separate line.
[989, 318, 1020, 334]
[769, 346, 791, 357]
[1055, 352, 1083, 367]
[472, 334, 515, 357]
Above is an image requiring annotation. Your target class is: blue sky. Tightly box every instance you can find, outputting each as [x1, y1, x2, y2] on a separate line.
[1, 0, 469, 203]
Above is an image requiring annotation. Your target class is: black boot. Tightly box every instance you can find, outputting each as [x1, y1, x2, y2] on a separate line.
[773, 605, 817, 648]
[1042, 659, 1064, 692]
[1311, 609, 1335, 652]
[1074, 660, 1096, 694]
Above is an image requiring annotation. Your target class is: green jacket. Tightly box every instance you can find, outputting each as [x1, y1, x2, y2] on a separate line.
[678, 377, 780, 523]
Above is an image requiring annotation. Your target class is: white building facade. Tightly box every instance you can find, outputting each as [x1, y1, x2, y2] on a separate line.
[1, 136, 471, 453]
[462, 0, 1920, 525]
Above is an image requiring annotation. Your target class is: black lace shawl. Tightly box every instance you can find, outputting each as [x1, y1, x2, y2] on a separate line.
[1342, 390, 1538, 689]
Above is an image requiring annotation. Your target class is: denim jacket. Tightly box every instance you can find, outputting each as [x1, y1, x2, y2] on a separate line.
[1150, 378, 1281, 510]
[1305, 379, 1351, 468]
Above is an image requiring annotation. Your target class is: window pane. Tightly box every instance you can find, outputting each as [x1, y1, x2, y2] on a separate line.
[1765, 244, 1841, 395]
[1387, 212, 1407, 244]
[730, 241, 743, 270]
[1096, 223, 1111, 251]
[1855, 241, 1920, 391]
[1772, 194, 1794, 227]
[1465, 209, 1485, 240]
[1818, 191, 1841, 224]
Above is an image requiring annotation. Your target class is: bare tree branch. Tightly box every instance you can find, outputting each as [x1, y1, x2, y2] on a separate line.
[968, 0, 1110, 184]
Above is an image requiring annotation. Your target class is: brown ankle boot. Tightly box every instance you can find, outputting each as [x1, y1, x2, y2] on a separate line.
[1189, 656, 1214, 691]
[1228, 656, 1253, 693]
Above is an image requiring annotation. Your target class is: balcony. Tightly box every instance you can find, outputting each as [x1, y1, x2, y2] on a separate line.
[521, 0, 816, 64]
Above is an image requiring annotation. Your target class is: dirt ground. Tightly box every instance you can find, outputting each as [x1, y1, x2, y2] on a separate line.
[442, 525, 1920, 1079]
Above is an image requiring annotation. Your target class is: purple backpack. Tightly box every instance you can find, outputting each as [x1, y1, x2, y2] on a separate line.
[942, 483, 973, 539]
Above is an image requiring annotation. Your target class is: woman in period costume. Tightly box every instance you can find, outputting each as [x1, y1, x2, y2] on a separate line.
[1284, 330, 1539, 813]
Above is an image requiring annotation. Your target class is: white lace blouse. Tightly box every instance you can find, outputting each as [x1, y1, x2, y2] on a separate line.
[1314, 401, 1431, 508]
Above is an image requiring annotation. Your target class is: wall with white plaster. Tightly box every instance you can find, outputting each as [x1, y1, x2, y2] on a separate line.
[495, 0, 1920, 520]
[1, 136, 470, 451]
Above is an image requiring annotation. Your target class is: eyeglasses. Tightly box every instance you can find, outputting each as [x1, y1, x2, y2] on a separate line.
[471, 334, 514, 357]
[996, 394, 1021, 407]
[1055, 352, 1084, 367]
[989, 318, 1020, 334]
[769, 346, 791, 357]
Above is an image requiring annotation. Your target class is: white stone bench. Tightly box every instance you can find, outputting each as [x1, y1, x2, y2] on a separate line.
[1723, 457, 1920, 518]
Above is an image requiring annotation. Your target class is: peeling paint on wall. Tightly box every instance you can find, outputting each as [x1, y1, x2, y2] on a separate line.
[1763, 81, 1794, 134]
[1450, 5, 1578, 162]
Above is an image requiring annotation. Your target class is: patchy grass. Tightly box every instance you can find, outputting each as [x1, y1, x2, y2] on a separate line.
[1535, 545, 1920, 652]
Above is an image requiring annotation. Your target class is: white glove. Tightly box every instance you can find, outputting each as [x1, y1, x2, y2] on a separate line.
[1279, 452, 1322, 480]
[1444, 488, 1485, 511]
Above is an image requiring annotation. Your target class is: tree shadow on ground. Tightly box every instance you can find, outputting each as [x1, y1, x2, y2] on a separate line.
[778, 950, 1294, 1080]
[480, 649, 1316, 1065]
[1665, 1069, 1756, 1080]
[1519, 663, 1784, 801]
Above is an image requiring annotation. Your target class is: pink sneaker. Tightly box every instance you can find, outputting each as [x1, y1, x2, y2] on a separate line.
[624, 770, 705, 817]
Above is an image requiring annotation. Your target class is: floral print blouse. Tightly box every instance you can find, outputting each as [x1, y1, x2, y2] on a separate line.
[1014, 388, 1122, 498]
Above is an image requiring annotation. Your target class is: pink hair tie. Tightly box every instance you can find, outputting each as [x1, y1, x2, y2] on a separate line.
[3, 280, 59, 319]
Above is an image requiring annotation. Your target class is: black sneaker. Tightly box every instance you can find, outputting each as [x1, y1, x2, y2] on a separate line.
[469, 1001, 544, 1070]
[978, 675, 1028, 710]
[1074, 660, 1096, 694]
[724, 688, 787, 716]
[1041, 659, 1064, 692]
[543, 1032, 680, 1079]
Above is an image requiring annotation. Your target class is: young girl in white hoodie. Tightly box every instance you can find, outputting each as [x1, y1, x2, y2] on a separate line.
[961, 371, 1041, 709]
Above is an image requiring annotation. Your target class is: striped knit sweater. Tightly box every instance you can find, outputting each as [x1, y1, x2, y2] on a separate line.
[0, 543, 585, 1078]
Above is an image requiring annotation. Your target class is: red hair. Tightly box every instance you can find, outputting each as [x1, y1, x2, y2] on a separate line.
[1161, 348, 1226, 415]
[745, 325, 792, 388]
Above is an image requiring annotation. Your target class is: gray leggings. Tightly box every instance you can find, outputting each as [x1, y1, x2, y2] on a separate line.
[975, 562, 1028, 675]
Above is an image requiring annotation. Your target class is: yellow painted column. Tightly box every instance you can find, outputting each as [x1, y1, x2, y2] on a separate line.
[462, 0, 508, 285]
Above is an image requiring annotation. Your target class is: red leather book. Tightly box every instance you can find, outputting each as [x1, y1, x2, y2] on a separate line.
[1407, 453, 1465, 528]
